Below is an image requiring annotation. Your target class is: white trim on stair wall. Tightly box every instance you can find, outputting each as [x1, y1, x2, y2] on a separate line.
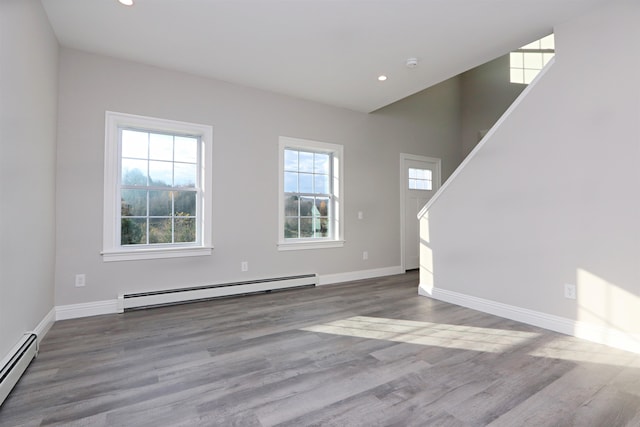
[419, 283, 640, 355]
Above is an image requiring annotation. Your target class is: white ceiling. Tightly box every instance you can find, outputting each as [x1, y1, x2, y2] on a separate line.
[41, 0, 609, 113]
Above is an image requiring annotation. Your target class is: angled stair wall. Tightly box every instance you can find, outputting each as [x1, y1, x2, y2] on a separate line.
[418, 0, 640, 353]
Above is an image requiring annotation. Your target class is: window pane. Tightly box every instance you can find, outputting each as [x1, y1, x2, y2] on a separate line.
[540, 34, 555, 50]
[521, 40, 540, 50]
[121, 189, 147, 216]
[285, 195, 299, 216]
[121, 130, 148, 159]
[121, 218, 146, 245]
[281, 141, 340, 242]
[510, 35, 554, 86]
[122, 159, 148, 186]
[149, 190, 171, 216]
[524, 52, 543, 69]
[175, 217, 196, 243]
[298, 152, 314, 173]
[149, 133, 173, 161]
[300, 218, 313, 237]
[409, 178, 433, 191]
[409, 168, 432, 180]
[316, 218, 329, 237]
[524, 69, 539, 84]
[174, 136, 198, 163]
[510, 52, 523, 68]
[314, 174, 329, 194]
[149, 160, 172, 186]
[174, 191, 196, 216]
[300, 196, 314, 216]
[312, 216, 323, 234]
[174, 163, 197, 187]
[284, 150, 298, 172]
[299, 173, 313, 193]
[315, 197, 329, 216]
[284, 172, 298, 192]
[149, 218, 172, 244]
[284, 218, 298, 238]
[314, 153, 330, 174]
[510, 68, 524, 84]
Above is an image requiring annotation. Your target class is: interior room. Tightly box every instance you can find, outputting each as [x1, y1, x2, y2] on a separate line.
[1, 0, 638, 425]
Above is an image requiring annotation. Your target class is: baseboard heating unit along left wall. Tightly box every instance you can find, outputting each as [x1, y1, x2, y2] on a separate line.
[0, 333, 38, 406]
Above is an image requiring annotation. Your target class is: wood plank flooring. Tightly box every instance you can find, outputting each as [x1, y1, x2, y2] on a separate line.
[1, 271, 640, 426]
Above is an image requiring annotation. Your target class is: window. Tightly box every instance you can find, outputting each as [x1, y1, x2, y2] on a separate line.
[510, 34, 555, 84]
[408, 168, 432, 190]
[103, 111, 213, 261]
[278, 136, 344, 250]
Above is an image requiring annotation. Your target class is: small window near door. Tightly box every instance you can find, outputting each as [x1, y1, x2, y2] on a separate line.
[408, 168, 432, 190]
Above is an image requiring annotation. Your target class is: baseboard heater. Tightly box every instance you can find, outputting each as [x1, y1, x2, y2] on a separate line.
[118, 274, 317, 312]
[0, 333, 38, 407]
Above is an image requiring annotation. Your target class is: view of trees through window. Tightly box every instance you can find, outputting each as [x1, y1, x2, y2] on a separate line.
[119, 129, 199, 246]
[283, 149, 331, 239]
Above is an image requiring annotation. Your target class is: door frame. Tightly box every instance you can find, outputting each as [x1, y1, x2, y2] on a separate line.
[400, 153, 441, 272]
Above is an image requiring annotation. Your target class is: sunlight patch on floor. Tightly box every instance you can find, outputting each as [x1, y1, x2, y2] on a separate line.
[301, 316, 539, 353]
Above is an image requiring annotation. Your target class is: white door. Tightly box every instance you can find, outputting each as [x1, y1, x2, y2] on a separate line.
[401, 154, 441, 271]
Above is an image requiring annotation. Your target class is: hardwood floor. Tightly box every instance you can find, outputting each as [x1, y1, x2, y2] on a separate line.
[1, 271, 640, 426]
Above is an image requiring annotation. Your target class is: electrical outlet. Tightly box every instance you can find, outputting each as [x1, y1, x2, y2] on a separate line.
[241, 261, 249, 272]
[358, 211, 364, 220]
[75, 274, 86, 287]
[363, 251, 368, 260]
[564, 283, 576, 300]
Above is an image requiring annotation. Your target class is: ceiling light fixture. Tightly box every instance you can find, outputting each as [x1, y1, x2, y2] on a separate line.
[118, 0, 134, 6]
[378, 75, 388, 82]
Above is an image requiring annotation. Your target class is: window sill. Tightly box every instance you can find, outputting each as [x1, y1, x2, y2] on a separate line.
[102, 246, 213, 262]
[277, 240, 345, 251]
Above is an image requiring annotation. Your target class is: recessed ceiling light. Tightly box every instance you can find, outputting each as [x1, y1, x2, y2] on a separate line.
[118, 0, 134, 6]
[378, 75, 387, 82]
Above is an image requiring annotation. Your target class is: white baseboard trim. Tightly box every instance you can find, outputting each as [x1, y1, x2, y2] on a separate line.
[51, 267, 405, 320]
[2, 307, 56, 371]
[32, 308, 56, 343]
[55, 300, 119, 321]
[421, 284, 640, 355]
[319, 266, 404, 286]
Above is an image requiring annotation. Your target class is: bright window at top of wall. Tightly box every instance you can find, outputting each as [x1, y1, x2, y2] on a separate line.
[510, 34, 555, 84]
[103, 111, 213, 261]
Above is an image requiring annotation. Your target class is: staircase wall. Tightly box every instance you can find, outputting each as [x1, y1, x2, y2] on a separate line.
[419, 0, 640, 352]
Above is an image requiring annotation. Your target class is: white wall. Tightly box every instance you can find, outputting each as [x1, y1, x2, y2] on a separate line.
[0, 0, 58, 357]
[420, 0, 640, 352]
[54, 48, 461, 307]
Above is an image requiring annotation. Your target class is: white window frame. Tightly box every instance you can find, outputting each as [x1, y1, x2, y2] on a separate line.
[102, 111, 213, 262]
[278, 136, 344, 251]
